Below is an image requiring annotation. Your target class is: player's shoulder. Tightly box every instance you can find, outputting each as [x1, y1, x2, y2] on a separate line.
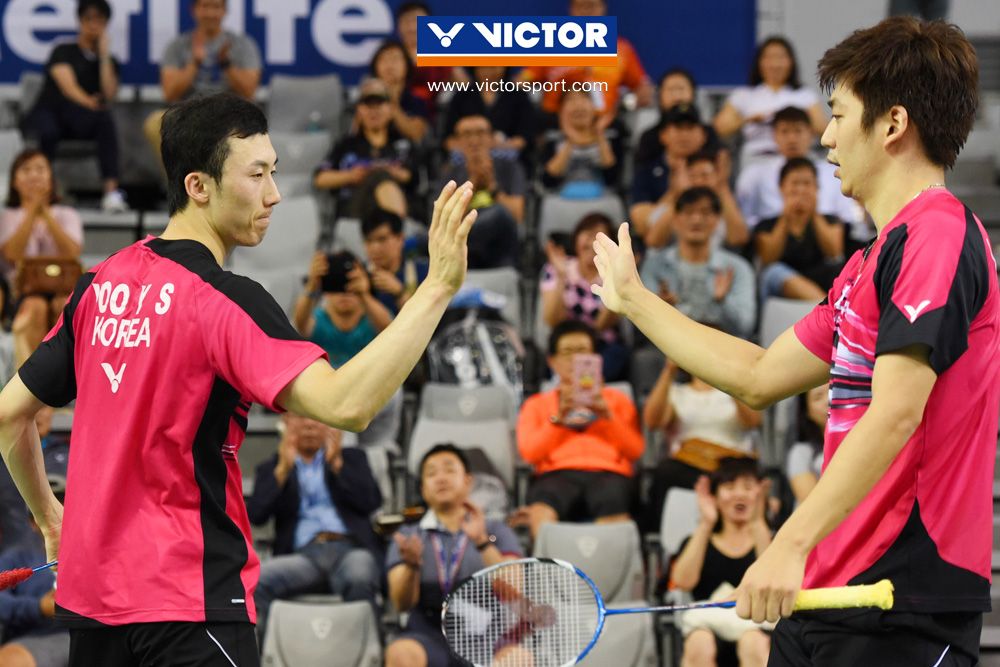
[905, 190, 971, 234]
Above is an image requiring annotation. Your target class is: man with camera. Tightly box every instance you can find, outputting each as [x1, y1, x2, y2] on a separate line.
[293, 250, 392, 367]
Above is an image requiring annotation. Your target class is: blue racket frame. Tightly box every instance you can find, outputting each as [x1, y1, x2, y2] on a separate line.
[570, 559, 735, 663]
[443, 557, 737, 666]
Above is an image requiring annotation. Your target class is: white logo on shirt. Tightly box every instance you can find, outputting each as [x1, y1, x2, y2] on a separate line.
[903, 300, 931, 323]
[101, 362, 126, 393]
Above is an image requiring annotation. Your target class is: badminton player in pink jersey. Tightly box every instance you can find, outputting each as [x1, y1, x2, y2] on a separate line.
[0, 93, 477, 666]
[592, 18, 994, 666]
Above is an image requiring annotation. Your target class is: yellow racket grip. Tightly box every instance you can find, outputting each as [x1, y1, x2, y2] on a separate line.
[793, 579, 894, 611]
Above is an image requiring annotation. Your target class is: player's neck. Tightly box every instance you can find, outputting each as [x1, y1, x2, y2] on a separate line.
[864, 160, 946, 233]
[161, 210, 228, 265]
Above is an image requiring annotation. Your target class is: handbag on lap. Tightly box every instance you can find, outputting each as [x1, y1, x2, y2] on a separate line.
[15, 257, 83, 296]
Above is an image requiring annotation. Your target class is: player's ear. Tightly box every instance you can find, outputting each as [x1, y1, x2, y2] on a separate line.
[184, 171, 212, 205]
[883, 105, 909, 148]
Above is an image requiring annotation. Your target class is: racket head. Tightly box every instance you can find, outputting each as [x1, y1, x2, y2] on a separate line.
[442, 557, 607, 667]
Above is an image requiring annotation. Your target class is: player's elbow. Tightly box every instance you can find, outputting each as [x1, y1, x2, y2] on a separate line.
[335, 405, 372, 433]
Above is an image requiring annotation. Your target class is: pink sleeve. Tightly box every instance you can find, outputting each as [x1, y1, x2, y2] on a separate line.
[793, 253, 863, 364]
[201, 275, 327, 411]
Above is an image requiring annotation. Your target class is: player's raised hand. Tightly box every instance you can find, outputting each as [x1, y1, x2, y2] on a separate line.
[426, 180, 477, 295]
[591, 223, 644, 315]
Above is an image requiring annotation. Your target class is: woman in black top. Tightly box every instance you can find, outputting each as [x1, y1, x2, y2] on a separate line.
[671, 458, 772, 667]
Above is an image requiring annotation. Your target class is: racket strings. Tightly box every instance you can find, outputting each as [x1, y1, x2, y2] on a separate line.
[444, 561, 600, 666]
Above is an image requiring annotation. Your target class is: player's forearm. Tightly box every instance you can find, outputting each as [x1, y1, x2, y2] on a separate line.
[770, 400, 923, 557]
[0, 416, 59, 530]
[619, 287, 768, 406]
[323, 279, 453, 429]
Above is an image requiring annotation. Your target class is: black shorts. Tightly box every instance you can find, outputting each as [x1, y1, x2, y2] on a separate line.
[768, 609, 982, 667]
[69, 621, 259, 667]
[526, 469, 632, 520]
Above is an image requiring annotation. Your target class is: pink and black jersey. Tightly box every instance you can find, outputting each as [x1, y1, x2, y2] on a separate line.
[794, 189, 1000, 613]
[19, 237, 326, 626]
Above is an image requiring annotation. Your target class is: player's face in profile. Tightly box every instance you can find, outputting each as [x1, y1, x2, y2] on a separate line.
[822, 83, 877, 201]
[211, 133, 281, 248]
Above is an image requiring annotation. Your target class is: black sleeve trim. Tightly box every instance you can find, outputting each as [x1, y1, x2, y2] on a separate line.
[874, 210, 989, 374]
[19, 272, 96, 407]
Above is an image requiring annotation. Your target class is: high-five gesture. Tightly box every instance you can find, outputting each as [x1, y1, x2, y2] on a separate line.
[426, 180, 478, 294]
[590, 223, 644, 315]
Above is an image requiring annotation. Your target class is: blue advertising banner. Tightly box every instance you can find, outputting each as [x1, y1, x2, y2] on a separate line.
[415, 16, 617, 66]
[0, 0, 755, 87]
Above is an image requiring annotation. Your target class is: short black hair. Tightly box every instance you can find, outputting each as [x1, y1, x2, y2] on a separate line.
[78, 0, 112, 19]
[779, 156, 817, 185]
[547, 319, 599, 356]
[676, 186, 721, 214]
[160, 93, 269, 216]
[772, 106, 811, 128]
[396, 1, 431, 19]
[362, 207, 404, 238]
[419, 443, 469, 478]
[709, 457, 762, 494]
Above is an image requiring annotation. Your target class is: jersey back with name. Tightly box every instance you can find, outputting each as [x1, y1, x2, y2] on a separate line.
[19, 237, 325, 626]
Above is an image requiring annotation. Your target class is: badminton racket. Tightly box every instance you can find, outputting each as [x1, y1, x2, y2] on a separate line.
[0, 560, 57, 592]
[442, 558, 893, 667]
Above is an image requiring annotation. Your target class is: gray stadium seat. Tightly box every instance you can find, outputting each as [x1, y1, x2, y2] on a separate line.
[267, 74, 346, 137]
[261, 599, 381, 667]
[0, 128, 23, 167]
[407, 416, 514, 489]
[532, 521, 645, 604]
[580, 601, 658, 666]
[229, 196, 320, 317]
[419, 382, 517, 427]
[758, 297, 817, 467]
[463, 266, 523, 332]
[537, 192, 626, 250]
[269, 132, 331, 178]
[659, 487, 699, 559]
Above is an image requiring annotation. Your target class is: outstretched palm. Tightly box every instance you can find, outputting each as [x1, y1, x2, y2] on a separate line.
[590, 223, 643, 314]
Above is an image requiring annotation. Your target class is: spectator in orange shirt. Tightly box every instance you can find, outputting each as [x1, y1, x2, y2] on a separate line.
[520, 0, 654, 127]
[517, 320, 644, 538]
